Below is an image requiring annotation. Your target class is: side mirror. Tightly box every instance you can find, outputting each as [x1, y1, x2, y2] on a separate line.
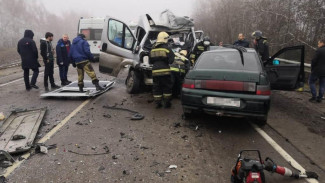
[101, 43, 107, 52]
[133, 45, 140, 54]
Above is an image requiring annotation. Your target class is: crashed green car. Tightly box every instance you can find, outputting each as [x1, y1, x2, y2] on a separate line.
[181, 45, 305, 125]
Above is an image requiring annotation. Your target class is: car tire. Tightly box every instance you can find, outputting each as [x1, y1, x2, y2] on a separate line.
[126, 70, 141, 94]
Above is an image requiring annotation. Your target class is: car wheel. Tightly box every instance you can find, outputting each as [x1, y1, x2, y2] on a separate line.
[126, 70, 141, 94]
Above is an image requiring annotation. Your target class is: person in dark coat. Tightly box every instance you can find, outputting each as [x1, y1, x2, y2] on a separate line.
[309, 39, 325, 103]
[233, 33, 250, 48]
[40, 32, 60, 91]
[56, 34, 71, 86]
[252, 30, 269, 63]
[68, 34, 104, 92]
[17, 30, 40, 91]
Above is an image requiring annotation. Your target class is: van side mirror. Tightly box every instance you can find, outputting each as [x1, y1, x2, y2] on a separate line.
[133, 45, 140, 54]
[101, 43, 107, 52]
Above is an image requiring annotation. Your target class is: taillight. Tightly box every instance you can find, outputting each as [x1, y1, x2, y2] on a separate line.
[256, 85, 271, 95]
[183, 79, 195, 89]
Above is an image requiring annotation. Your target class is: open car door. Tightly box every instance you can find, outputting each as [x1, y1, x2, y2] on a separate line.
[265, 45, 305, 90]
[99, 16, 137, 77]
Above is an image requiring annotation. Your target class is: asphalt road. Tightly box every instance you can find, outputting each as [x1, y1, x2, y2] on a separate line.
[0, 63, 323, 183]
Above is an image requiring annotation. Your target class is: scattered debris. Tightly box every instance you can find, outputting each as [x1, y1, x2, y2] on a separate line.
[0, 150, 15, 168]
[150, 161, 160, 167]
[321, 117, 325, 120]
[195, 126, 199, 131]
[181, 135, 188, 140]
[165, 170, 171, 173]
[0, 113, 5, 121]
[112, 155, 118, 160]
[103, 114, 111, 118]
[12, 135, 26, 140]
[168, 165, 177, 169]
[131, 113, 144, 120]
[0, 176, 6, 183]
[103, 105, 144, 120]
[67, 149, 110, 156]
[123, 170, 130, 175]
[173, 122, 181, 128]
[98, 166, 105, 171]
[0, 108, 46, 153]
[140, 146, 149, 150]
[35, 144, 57, 154]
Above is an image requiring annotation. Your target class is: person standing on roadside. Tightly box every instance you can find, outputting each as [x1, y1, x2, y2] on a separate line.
[17, 30, 40, 91]
[309, 39, 325, 103]
[68, 34, 104, 92]
[233, 33, 250, 48]
[41, 32, 60, 91]
[56, 34, 72, 86]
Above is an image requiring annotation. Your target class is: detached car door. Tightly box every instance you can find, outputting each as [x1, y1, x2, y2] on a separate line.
[99, 16, 137, 77]
[265, 45, 305, 90]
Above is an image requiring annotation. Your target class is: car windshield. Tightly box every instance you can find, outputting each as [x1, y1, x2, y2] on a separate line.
[195, 51, 261, 71]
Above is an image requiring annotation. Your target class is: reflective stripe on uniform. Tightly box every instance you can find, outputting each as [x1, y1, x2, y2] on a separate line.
[151, 48, 170, 53]
[154, 95, 163, 98]
[150, 48, 170, 58]
[197, 46, 205, 50]
[152, 69, 171, 73]
[170, 67, 185, 73]
[190, 54, 196, 59]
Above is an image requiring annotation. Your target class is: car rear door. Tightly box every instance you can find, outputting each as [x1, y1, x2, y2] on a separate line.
[264, 45, 305, 90]
[99, 16, 137, 76]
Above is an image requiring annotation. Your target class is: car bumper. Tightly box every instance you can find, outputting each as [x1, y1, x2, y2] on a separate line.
[181, 88, 270, 118]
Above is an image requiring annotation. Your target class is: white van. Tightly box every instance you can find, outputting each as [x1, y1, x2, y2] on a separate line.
[78, 17, 104, 61]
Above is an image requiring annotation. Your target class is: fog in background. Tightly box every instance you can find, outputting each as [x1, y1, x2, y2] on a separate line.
[41, 0, 195, 22]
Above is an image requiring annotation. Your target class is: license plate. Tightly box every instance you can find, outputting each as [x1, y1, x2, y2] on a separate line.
[207, 97, 241, 107]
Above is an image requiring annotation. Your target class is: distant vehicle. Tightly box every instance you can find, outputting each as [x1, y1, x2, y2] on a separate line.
[181, 45, 305, 125]
[78, 17, 105, 61]
[99, 10, 200, 93]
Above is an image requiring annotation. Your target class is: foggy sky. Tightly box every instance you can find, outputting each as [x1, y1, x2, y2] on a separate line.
[41, 0, 195, 23]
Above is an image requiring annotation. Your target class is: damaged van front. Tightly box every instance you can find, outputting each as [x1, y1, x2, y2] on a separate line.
[99, 10, 199, 93]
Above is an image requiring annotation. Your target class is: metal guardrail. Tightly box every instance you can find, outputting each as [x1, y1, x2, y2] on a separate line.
[276, 58, 311, 73]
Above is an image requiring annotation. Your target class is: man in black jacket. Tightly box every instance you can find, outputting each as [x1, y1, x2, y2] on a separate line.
[17, 30, 40, 91]
[149, 32, 175, 108]
[233, 33, 250, 48]
[309, 39, 325, 103]
[41, 32, 60, 91]
[252, 31, 269, 63]
[56, 34, 71, 86]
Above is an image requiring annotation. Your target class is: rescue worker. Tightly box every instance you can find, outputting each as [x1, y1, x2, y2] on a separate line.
[170, 50, 190, 98]
[68, 34, 104, 92]
[56, 34, 72, 86]
[190, 36, 211, 65]
[252, 30, 269, 63]
[17, 30, 40, 91]
[233, 33, 250, 48]
[149, 32, 175, 108]
[40, 32, 60, 91]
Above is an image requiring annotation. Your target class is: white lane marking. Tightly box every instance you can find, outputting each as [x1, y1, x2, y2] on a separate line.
[0, 67, 59, 87]
[250, 122, 319, 183]
[2, 99, 91, 178]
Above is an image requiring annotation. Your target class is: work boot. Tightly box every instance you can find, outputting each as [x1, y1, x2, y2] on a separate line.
[30, 84, 39, 89]
[164, 101, 172, 108]
[95, 83, 104, 91]
[66, 80, 72, 84]
[79, 86, 84, 92]
[155, 101, 162, 109]
[45, 87, 49, 92]
[51, 84, 60, 89]
[316, 98, 322, 103]
[61, 81, 68, 86]
[309, 97, 316, 103]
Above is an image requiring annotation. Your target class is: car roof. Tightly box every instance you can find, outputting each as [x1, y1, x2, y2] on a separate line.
[206, 46, 257, 54]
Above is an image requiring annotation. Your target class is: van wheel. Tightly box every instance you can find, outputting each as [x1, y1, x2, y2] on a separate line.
[126, 70, 141, 94]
